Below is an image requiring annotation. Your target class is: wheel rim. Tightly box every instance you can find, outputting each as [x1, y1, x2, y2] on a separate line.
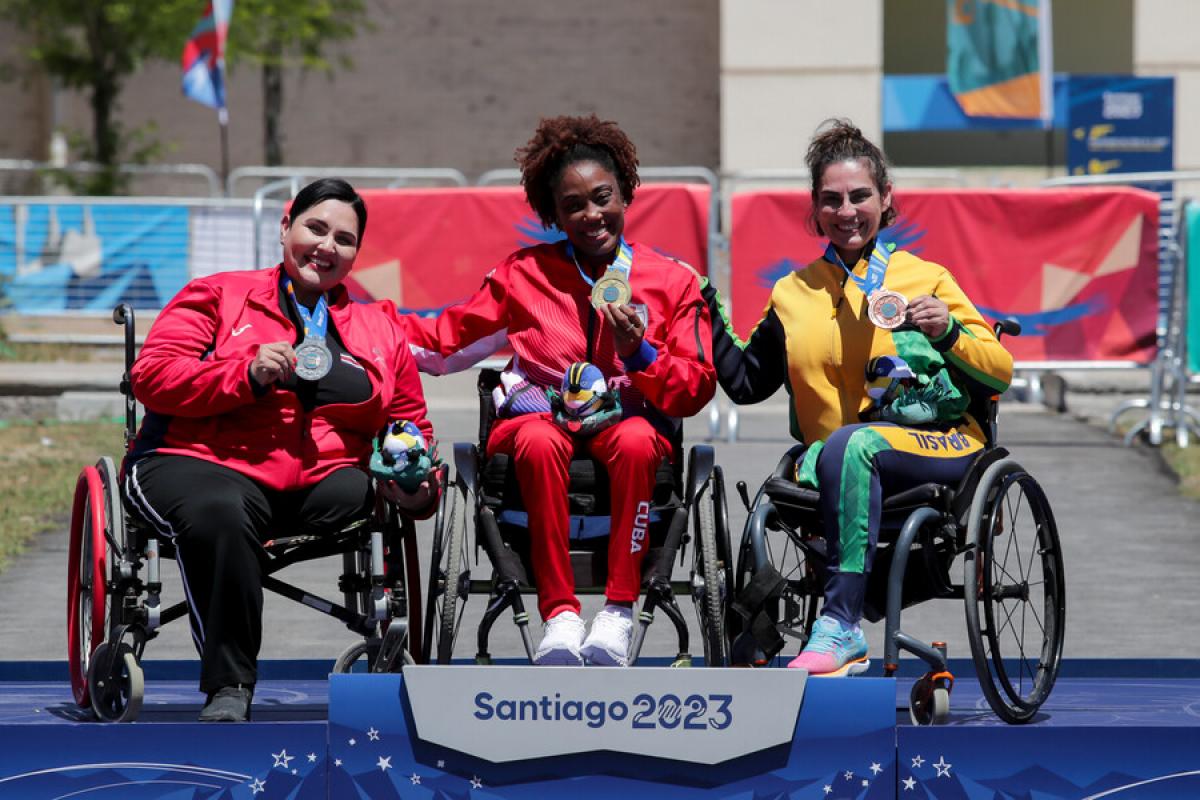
[68, 467, 108, 707]
[965, 461, 1065, 722]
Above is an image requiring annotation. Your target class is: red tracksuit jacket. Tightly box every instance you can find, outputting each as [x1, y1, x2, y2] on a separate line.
[128, 265, 433, 491]
[402, 241, 715, 427]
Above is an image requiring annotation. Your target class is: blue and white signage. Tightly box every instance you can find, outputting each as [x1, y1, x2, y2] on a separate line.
[1067, 76, 1174, 178]
[404, 665, 804, 764]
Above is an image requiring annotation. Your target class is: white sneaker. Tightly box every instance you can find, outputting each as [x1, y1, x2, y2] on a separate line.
[534, 610, 586, 665]
[581, 605, 634, 666]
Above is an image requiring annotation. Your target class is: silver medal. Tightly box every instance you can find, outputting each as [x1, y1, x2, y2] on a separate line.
[294, 338, 333, 381]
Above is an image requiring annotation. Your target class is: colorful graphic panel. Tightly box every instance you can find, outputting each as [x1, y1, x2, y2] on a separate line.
[728, 187, 1160, 363]
[348, 184, 711, 315]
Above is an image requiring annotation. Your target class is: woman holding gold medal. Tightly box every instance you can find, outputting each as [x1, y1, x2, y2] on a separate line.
[403, 114, 715, 667]
[703, 120, 1012, 676]
[124, 178, 437, 720]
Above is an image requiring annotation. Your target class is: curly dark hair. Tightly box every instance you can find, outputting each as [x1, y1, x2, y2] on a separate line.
[515, 114, 640, 229]
[805, 118, 897, 236]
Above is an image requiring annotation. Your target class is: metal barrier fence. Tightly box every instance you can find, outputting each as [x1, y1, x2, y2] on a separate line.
[0, 159, 223, 198]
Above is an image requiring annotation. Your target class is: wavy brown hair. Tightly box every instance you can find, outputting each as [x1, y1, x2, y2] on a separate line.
[515, 114, 640, 229]
[805, 118, 897, 236]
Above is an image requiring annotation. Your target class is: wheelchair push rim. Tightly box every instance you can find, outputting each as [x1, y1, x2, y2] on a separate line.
[67, 464, 110, 707]
[964, 458, 1066, 723]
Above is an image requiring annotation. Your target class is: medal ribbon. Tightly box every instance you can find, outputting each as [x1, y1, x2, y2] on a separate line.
[823, 238, 895, 298]
[282, 276, 329, 341]
[566, 236, 633, 289]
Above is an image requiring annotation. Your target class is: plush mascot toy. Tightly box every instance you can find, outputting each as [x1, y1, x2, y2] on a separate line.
[547, 362, 622, 436]
[369, 420, 437, 491]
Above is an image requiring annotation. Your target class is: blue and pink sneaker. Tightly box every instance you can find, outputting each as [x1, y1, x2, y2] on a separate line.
[787, 615, 870, 676]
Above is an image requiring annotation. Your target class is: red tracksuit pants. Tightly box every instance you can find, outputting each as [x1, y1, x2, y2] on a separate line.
[485, 413, 672, 621]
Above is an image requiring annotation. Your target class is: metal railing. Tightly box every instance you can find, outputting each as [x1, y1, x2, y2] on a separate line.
[0, 159, 223, 198]
[228, 165, 469, 198]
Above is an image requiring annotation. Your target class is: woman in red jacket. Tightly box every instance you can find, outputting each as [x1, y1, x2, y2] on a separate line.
[404, 115, 715, 667]
[124, 178, 436, 721]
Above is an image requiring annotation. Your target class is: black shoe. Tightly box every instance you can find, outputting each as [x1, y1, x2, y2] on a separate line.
[199, 685, 254, 722]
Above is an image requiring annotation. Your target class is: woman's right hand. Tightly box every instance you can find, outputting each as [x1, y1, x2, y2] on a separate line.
[250, 341, 296, 387]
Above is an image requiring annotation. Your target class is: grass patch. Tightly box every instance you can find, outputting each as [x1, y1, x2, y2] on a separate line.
[0, 419, 125, 573]
[1161, 441, 1200, 501]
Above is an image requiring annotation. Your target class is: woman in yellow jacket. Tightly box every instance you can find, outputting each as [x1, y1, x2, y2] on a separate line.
[703, 120, 1013, 675]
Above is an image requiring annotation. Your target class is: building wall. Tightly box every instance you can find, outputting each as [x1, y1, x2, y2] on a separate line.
[46, 0, 720, 193]
[1134, 0, 1200, 170]
[720, 0, 882, 171]
[0, 21, 50, 194]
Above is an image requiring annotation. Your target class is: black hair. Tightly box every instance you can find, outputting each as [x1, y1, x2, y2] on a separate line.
[515, 114, 640, 229]
[288, 178, 368, 241]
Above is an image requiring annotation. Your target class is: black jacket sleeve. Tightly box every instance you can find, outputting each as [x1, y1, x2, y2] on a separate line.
[700, 278, 787, 405]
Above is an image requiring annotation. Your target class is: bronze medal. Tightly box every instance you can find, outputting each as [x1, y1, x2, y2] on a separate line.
[867, 289, 908, 330]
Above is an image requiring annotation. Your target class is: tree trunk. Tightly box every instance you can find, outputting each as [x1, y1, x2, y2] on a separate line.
[262, 48, 284, 166]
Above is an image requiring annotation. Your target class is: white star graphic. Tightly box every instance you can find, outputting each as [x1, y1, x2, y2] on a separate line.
[307, 753, 317, 763]
[861, 779, 869, 787]
[870, 762, 883, 775]
[348, 738, 357, 746]
[272, 749, 294, 769]
[368, 726, 380, 741]
[471, 775, 483, 789]
[934, 756, 952, 778]
[437, 760, 445, 768]
[249, 777, 266, 795]
[902, 775, 917, 791]
[378, 756, 392, 771]
[911, 754, 925, 768]
[334, 758, 343, 767]
[410, 773, 422, 785]
[291, 769, 297, 775]
[823, 785, 832, 795]
[843, 770, 854, 780]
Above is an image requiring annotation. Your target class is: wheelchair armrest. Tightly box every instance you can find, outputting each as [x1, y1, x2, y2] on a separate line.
[453, 442, 481, 494]
[685, 444, 714, 506]
[770, 443, 807, 480]
[762, 476, 820, 509]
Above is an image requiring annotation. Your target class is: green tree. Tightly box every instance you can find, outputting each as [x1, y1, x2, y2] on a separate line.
[0, 0, 196, 194]
[227, 0, 368, 166]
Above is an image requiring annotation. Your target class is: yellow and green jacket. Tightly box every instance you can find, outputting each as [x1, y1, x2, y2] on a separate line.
[702, 245, 1013, 445]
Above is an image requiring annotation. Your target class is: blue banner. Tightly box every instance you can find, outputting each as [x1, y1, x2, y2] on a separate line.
[1067, 76, 1174, 178]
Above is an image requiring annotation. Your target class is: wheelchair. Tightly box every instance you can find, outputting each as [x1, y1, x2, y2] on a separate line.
[727, 319, 1065, 724]
[65, 304, 425, 722]
[423, 368, 732, 667]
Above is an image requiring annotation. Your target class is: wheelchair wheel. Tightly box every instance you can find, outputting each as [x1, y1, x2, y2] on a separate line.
[426, 477, 469, 664]
[963, 458, 1065, 724]
[333, 637, 416, 673]
[692, 470, 727, 667]
[67, 464, 109, 707]
[87, 641, 144, 723]
[909, 674, 951, 726]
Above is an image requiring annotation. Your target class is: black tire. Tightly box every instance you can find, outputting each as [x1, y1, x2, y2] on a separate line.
[333, 637, 382, 673]
[88, 641, 144, 723]
[711, 467, 735, 655]
[421, 466, 451, 664]
[692, 475, 726, 667]
[429, 479, 469, 665]
[964, 459, 1065, 723]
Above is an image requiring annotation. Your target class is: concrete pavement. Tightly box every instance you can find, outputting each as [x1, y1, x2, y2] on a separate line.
[0, 365, 1197, 674]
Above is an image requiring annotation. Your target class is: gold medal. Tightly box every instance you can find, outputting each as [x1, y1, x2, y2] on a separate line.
[590, 269, 632, 308]
[867, 289, 908, 330]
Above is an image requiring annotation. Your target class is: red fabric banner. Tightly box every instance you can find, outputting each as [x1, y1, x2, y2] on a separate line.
[346, 184, 710, 314]
[728, 187, 1161, 363]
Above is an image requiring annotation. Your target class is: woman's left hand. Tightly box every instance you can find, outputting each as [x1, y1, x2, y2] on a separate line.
[600, 302, 645, 358]
[378, 471, 440, 513]
[907, 295, 950, 339]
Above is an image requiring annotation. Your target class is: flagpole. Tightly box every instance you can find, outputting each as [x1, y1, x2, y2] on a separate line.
[218, 107, 230, 195]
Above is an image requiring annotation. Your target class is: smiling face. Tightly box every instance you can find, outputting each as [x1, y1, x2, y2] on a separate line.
[553, 159, 626, 271]
[280, 199, 361, 305]
[815, 158, 893, 266]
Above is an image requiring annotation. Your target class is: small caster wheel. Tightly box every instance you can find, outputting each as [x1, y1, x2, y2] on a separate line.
[88, 641, 144, 723]
[333, 638, 383, 674]
[909, 674, 951, 726]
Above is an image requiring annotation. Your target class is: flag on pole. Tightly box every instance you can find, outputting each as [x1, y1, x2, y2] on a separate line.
[181, 0, 234, 116]
[947, 0, 1053, 124]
